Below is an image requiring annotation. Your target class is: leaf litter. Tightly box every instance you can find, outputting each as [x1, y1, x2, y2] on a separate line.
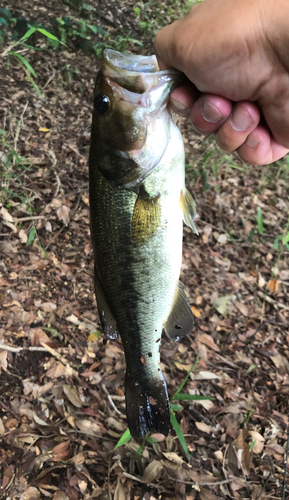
[0, 0, 289, 498]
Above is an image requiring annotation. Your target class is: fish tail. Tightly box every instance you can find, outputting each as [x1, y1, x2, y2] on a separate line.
[125, 370, 170, 438]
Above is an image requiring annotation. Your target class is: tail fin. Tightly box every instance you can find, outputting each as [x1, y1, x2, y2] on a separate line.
[125, 370, 170, 439]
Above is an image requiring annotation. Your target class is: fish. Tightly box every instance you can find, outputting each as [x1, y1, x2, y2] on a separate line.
[89, 49, 198, 439]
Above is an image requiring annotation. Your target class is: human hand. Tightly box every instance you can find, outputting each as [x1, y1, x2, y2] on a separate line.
[154, 0, 289, 165]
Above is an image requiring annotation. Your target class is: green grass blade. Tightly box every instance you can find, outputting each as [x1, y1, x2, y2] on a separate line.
[170, 409, 190, 461]
[172, 354, 200, 399]
[27, 227, 36, 246]
[12, 52, 37, 77]
[114, 428, 132, 449]
[20, 26, 36, 41]
[173, 394, 213, 401]
[36, 28, 61, 42]
[170, 403, 183, 411]
[257, 207, 264, 235]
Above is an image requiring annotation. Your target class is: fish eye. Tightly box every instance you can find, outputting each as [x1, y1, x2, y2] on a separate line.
[94, 94, 110, 114]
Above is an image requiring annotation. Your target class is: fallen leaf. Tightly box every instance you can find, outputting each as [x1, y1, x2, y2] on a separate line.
[191, 305, 201, 317]
[162, 452, 184, 464]
[193, 371, 219, 380]
[235, 301, 248, 317]
[76, 419, 101, 436]
[19, 229, 28, 243]
[248, 430, 265, 454]
[114, 478, 125, 500]
[23, 486, 41, 499]
[198, 333, 220, 352]
[1, 206, 14, 222]
[2, 464, 14, 488]
[267, 279, 279, 294]
[213, 295, 228, 316]
[57, 205, 70, 225]
[52, 440, 71, 461]
[142, 460, 164, 482]
[63, 385, 83, 408]
[195, 421, 213, 434]
[0, 351, 8, 372]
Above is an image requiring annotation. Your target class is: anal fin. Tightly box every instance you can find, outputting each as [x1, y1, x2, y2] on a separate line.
[94, 270, 118, 340]
[181, 188, 198, 235]
[164, 281, 194, 342]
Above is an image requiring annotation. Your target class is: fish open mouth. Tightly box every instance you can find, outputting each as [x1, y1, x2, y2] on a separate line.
[102, 49, 181, 100]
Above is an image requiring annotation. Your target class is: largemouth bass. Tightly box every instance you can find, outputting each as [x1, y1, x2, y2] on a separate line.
[89, 49, 198, 438]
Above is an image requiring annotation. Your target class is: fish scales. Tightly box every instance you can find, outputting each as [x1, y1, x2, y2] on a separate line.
[89, 50, 197, 438]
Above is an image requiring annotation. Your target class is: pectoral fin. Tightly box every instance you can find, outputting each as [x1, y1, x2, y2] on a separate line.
[132, 187, 161, 244]
[94, 270, 118, 340]
[181, 188, 198, 235]
[164, 282, 194, 342]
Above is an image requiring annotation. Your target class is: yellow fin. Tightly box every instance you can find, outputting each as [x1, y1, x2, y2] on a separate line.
[181, 188, 198, 235]
[132, 189, 161, 244]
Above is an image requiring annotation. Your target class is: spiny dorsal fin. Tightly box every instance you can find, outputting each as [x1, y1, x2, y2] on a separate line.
[181, 188, 198, 235]
[94, 270, 118, 340]
[164, 281, 194, 342]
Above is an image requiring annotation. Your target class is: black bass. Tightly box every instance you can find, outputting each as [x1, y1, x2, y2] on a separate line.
[89, 49, 198, 438]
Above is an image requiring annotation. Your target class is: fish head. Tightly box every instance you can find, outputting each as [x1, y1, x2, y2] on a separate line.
[91, 50, 182, 188]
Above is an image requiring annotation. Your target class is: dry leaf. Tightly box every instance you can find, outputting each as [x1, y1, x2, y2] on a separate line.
[2, 464, 14, 488]
[193, 371, 219, 380]
[213, 295, 228, 315]
[19, 229, 28, 243]
[52, 440, 71, 461]
[63, 385, 83, 408]
[1, 206, 14, 222]
[57, 205, 70, 225]
[195, 421, 213, 434]
[76, 419, 101, 435]
[265, 443, 285, 456]
[142, 460, 164, 482]
[0, 418, 5, 435]
[114, 478, 125, 500]
[162, 452, 184, 464]
[217, 233, 227, 244]
[198, 333, 220, 352]
[267, 279, 279, 294]
[0, 350, 8, 372]
[191, 305, 201, 317]
[199, 489, 218, 500]
[248, 430, 265, 454]
[235, 301, 248, 317]
[23, 487, 41, 499]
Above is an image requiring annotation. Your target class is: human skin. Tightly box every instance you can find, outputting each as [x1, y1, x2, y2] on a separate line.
[154, 0, 289, 165]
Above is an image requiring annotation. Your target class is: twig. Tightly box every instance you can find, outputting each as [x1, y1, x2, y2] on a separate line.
[102, 384, 121, 415]
[167, 475, 241, 487]
[14, 215, 47, 222]
[0, 344, 49, 352]
[257, 291, 289, 311]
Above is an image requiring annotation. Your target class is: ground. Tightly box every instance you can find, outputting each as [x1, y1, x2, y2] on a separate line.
[1, 1, 289, 499]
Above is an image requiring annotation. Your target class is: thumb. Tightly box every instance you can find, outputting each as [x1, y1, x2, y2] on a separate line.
[154, 21, 183, 71]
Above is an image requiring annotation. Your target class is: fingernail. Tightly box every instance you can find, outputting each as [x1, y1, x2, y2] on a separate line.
[201, 101, 224, 123]
[246, 133, 260, 148]
[230, 107, 253, 131]
[170, 98, 188, 112]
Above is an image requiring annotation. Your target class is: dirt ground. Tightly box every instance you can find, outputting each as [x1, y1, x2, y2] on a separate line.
[1, 1, 289, 499]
